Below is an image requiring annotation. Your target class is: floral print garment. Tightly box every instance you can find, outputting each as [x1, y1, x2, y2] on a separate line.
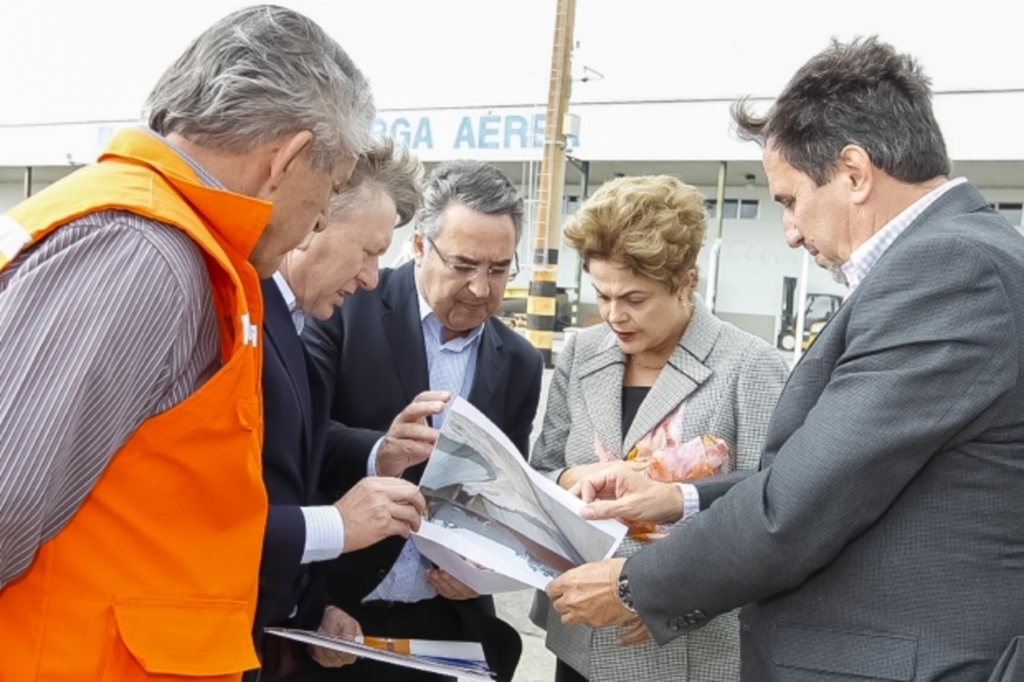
[595, 402, 731, 539]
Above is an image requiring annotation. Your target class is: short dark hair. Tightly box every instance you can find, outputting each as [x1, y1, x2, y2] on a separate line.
[733, 37, 950, 186]
[416, 160, 524, 244]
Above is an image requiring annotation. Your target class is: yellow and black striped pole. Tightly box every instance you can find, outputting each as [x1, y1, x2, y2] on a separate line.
[527, 0, 575, 368]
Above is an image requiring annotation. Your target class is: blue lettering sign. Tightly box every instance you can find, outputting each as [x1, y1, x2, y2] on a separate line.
[412, 118, 433, 149]
[391, 118, 412, 147]
[377, 111, 574, 151]
[531, 113, 546, 148]
[478, 115, 500, 149]
[504, 115, 528, 148]
[454, 116, 476, 149]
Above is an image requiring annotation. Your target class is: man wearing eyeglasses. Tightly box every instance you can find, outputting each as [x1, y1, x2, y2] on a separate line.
[301, 159, 543, 682]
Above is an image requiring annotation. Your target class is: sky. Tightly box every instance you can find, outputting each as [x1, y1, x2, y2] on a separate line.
[1, 0, 1021, 126]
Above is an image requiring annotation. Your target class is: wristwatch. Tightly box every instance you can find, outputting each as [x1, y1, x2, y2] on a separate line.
[617, 574, 637, 613]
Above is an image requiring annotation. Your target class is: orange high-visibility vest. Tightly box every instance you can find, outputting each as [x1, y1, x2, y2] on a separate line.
[0, 129, 271, 681]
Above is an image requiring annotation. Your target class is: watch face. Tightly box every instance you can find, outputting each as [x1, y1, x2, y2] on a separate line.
[618, 576, 636, 612]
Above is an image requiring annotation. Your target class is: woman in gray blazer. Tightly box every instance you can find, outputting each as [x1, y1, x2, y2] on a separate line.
[529, 176, 789, 682]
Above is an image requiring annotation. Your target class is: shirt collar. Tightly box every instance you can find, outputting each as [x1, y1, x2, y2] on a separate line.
[144, 127, 226, 190]
[841, 177, 967, 292]
[416, 287, 485, 347]
[272, 271, 305, 335]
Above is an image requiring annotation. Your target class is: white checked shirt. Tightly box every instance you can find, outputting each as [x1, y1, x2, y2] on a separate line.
[364, 289, 485, 603]
[840, 178, 967, 293]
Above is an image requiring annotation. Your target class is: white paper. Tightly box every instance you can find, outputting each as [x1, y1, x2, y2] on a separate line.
[413, 397, 627, 594]
[414, 519, 545, 592]
[264, 628, 494, 681]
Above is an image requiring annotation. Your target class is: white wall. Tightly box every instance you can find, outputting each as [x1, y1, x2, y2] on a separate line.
[0, 183, 26, 213]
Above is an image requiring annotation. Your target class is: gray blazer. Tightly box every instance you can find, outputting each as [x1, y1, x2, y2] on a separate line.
[530, 299, 789, 682]
[626, 182, 1024, 681]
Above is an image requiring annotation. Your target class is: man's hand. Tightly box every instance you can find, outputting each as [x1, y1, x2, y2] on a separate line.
[309, 606, 362, 668]
[570, 462, 683, 525]
[334, 477, 426, 553]
[427, 568, 479, 600]
[376, 391, 450, 478]
[547, 558, 636, 629]
[557, 459, 648, 490]
[617, 619, 653, 647]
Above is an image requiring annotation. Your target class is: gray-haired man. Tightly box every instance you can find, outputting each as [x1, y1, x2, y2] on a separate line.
[0, 6, 379, 680]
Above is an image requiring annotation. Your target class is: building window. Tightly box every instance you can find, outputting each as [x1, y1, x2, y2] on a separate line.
[990, 202, 1022, 226]
[706, 198, 759, 220]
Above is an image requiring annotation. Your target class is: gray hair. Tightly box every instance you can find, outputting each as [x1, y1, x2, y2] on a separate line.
[733, 36, 949, 186]
[145, 5, 375, 172]
[416, 160, 524, 244]
[332, 136, 424, 228]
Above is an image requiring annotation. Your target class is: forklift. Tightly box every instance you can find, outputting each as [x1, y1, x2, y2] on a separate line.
[777, 277, 843, 351]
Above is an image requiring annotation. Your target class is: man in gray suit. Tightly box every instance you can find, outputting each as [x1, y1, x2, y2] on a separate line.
[546, 37, 1024, 681]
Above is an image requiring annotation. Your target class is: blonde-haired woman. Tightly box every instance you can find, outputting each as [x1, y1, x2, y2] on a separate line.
[530, 176, 789, 682]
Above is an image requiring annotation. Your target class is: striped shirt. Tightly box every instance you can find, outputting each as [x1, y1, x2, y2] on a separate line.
[0, 142, 222, 588]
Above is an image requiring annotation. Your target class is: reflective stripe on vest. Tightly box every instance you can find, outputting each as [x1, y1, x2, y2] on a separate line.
[0, 213, 32, 267]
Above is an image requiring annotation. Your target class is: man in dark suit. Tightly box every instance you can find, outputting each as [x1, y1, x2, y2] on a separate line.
[303, 160, 544, 681]
[546, 38, 1024, 681]
[254, 139, 429, 678]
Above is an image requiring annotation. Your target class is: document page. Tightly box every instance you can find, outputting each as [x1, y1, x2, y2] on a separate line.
[412, 397, 626, 593]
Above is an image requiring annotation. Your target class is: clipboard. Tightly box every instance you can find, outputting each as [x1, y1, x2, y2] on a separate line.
[264, 628, 495, 681]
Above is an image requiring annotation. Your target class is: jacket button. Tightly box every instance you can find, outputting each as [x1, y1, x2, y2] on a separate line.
[684, 611, 706, 626]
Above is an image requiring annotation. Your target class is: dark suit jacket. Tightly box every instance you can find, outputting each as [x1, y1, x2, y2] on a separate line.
[627, 182, 1024, 681]
[254, 278, 331, 647]
[302, 261, 544, 605]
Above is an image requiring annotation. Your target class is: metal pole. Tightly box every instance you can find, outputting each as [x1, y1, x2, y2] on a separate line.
[713, 161, 727, 241]
[706, 161, 727, 312]
[23, 167, 33, 198]
[568, 159, 589, 327]
[793, 249, 811, 365]
[526, 0, 576, 368]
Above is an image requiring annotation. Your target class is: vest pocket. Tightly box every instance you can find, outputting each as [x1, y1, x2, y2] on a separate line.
[236, 397, 260, 432]
[773, 624, 917, 681]
[102, 597, 259, 680]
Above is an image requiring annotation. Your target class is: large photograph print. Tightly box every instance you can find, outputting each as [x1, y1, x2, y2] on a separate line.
[413, 398, 625, 592]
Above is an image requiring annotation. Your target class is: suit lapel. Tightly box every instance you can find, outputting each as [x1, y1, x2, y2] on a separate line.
[467, 320, 503, 411]
[261, 279, 314, 454]
[577, 330, 626, 455]
[623, 354, 710, 450]
[381, 263, 431, 402]
[622, 300, 718, 451]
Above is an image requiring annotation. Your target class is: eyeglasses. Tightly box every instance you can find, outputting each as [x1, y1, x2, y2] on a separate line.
[426, 236, 520, 282]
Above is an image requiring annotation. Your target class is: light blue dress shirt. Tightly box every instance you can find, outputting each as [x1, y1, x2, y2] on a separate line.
[364, 288, 484, 603]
